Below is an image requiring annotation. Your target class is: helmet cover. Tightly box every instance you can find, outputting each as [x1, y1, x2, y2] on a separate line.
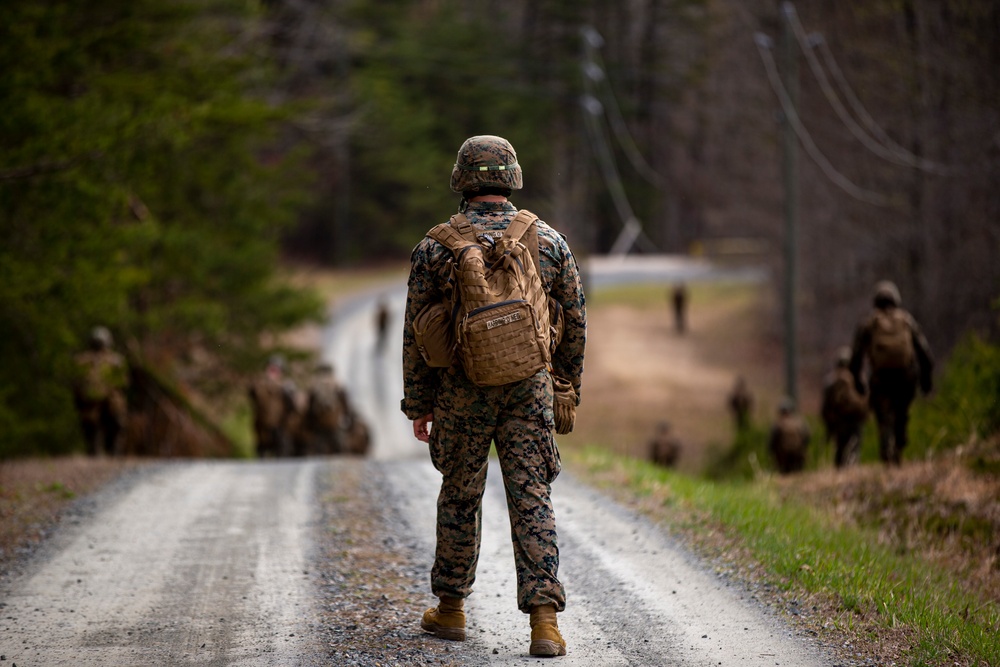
[450, 135, 523, 194]
[873, 280, 901, 307]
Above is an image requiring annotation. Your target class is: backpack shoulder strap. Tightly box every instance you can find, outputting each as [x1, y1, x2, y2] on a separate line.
[427, 213, 478, 253]
[502, 209, 539, 244]
[502, 209, 542, 275]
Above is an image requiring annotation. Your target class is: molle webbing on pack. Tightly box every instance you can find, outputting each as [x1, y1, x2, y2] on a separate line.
[869, 309, 915, 370]
[426, 210, 551, 386]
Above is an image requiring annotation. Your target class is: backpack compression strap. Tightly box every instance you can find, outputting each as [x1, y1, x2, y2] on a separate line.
[504, 209, 541, 275]
[427, 215, 478, 253]
[427, 209, 541, 272]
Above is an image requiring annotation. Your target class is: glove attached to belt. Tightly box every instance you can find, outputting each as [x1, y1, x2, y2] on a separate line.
[552, 376, 577, 435]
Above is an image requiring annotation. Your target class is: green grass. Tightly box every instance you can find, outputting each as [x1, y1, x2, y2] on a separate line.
[568, 446, 1000, 667]
[909, 333, 1000, 460]
[587, 280, 759, 309]
[219, 402, 255, 459]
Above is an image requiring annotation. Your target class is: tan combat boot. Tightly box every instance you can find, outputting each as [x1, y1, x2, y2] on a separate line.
[420, 595, 466, 641]
[529, 604, 566, 657]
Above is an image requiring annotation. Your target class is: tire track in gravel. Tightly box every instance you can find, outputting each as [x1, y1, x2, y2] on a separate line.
[0, 461, 325, 666]
[382, 459, 835, 666]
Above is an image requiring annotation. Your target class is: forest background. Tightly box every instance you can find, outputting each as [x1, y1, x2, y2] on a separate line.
[1, 0, 998, 457]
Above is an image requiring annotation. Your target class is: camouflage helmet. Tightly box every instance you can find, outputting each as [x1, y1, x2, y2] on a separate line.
[873, 280, 901, 307]
[450, 135, 523, 194]
[90, 326, 113, 350]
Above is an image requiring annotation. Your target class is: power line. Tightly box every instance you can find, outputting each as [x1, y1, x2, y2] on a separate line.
[579, 25, 659, 256]
[581, 30, 667, 189]
[755, 32, 899, 208]
[784, 3, 948, 175]
[581, 94, 658, 256]
[813, 36, 949, 175]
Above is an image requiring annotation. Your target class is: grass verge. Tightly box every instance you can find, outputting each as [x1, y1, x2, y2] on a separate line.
[566, 446, 1000, 667]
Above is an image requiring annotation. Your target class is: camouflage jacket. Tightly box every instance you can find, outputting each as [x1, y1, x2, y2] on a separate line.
[72, 349, 129, 403]
[849, 306, 934, 386]
[401, 200, 586, 420]
[769, 413, 811, 455]
[821, 366, 869, 427]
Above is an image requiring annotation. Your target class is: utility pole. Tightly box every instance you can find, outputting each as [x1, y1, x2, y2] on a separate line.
[781, 2, 799, 404]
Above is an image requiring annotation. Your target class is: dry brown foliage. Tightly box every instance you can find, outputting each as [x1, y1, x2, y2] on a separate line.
[775, 442, 1000, 604]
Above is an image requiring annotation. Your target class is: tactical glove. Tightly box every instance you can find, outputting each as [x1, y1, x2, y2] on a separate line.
[552, 376, 577, 435]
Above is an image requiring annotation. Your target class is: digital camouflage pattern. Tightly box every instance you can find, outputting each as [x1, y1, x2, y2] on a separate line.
[850, 295, 934, 465]
[428, 365, 562, 611]
[402, 199, 586, 613]
[450, 135, 523, 194]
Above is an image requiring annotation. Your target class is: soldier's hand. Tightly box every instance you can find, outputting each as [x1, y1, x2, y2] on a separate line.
[552, 376, 577, 435]
[413, 413, 433, 443]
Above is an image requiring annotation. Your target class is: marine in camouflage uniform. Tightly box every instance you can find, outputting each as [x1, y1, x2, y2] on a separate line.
[648, 421, 681, 468]
[768, 398, 810, 474]
[670, 281, 688, 334]
[303, 362, 345, 455]
[248, 355, 298, 458]
[728, 375, 753, 431]
[72, 326, 129, 456]
[820, 346, 868, 468]
[849, 281, 934, 465]
[402, 135, 585, 657]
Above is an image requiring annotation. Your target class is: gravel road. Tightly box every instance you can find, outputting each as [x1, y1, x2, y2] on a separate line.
[1, 259, 840, 666]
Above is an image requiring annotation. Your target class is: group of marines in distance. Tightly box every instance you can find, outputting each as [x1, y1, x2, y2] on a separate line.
[649, 279, 934, 474]
[75, 274, 930, 473]
[71, 315, 377, 459]
[247, 355, 370, 459]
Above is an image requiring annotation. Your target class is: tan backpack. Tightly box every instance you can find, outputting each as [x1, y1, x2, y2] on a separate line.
[419, 210, 552, 387]
[869, 309, 915, 370]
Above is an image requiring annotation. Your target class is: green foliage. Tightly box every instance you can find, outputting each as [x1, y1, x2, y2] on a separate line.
[345, 1, 565, 257]
[908, 333, 1000, 459]
[703, 422, 771, 481]
[0, 0, 323, 457]
[573, 447, 1000, 667]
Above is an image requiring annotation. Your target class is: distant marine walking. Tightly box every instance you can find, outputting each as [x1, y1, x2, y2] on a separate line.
[821, 347, 869, 468]
[849, 281, 934, 465]
[72, 326, 129, 456]
[248, 355, 298, 458]
[648, 421, 681, 468]
[728, 375, 753, 431]
[769, 398, 810, 474]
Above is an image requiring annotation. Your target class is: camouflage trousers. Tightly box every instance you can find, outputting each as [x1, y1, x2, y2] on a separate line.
[76, 393, 126, 457]
[870, 370, 917, 465]
[428, 366, 565, 613]
[831, 424, 864, 468]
